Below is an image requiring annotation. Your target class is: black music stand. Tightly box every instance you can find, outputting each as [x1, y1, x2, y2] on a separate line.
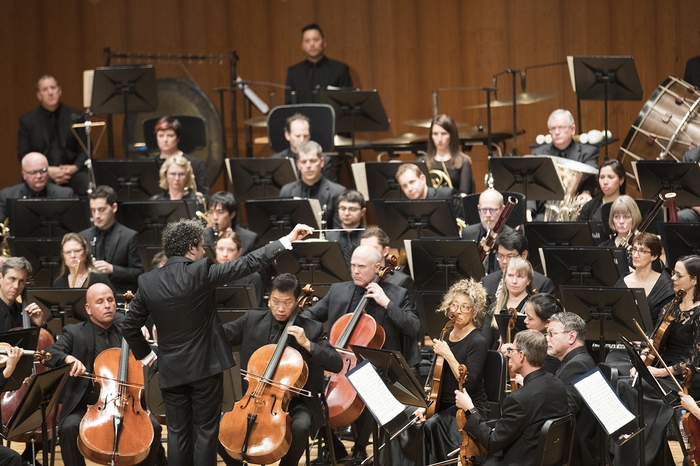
[244, 199, 320, 245]
[525, 222, 595, 272]
[561, 287, 652, 362]
[216, 286, 258, 310]
[93, 159, 161, 200]
[226, 158, 297, 204]
[407, 239, 484, 291]
[10, 199, 90, 238]
[0, 329, 39, 392]
[659, 223, 700, 268]
[571, 56, 643, 160]
[489, 156, 565, 201]
[2, 364, 71, 466]
[541, 246, 628, 298]
[118, 200, 191, 245]
[373, 200, 458, 248]
[358, 162, 430, 200]
[634, 161, 700, 207]
[26, 288, 88, 333]
[91, 65, 158, 158]
[414, 291, 449, 342]
[275, 241, 351, 285]
[8, 238, 62, 287]
[494, 312, 527, 344]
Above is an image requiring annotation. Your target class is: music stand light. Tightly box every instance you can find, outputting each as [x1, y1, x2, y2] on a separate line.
[489, 156, 565, 201]
[93, 159, 161, 200]
[541, 246, 627, 298]
[407, 239, 484, 291]
[8, 238, 62, 287]
[360, 162, 430, 200]
[525, 222, 595, 273]
[633, 161, 700, 207]
[118, 200, 192, 245]
[659, 223, 700, 268]
[26, 288, 88, 335]
[373, 200, 458, 248]
[10, 199, 91, 238]
[244, 199, 321, 245]
[226, 158, 297, 205]
[275, 241, 352, 285]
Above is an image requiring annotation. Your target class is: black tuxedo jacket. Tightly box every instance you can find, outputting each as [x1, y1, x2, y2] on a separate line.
[203, 224, 259, 255]
[306, 280, 420, 353]
[465, 368, 569, 466]
[284, 56, 353, 104]
[279, 177, 346, 229]
[532, 140, 599, 168]
[223, 309, 342, 430]
[44, 313, 126, 421]
[480, 269, 555, 296]
[17, 103, 86, 167]
[0, 182, 75, 222]
[80, 222, 143, 294]
[122, 240, 288, 389]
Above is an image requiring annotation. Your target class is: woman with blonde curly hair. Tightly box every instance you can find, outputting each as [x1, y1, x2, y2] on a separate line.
[414, 278, 489, 465]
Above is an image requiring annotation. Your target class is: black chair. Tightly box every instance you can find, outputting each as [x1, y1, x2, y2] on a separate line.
[482, 350, 508, 420]
[266, 104, 336, 153]
[599, 198, 659, 237]
[142, 115, 207, 154]
[462, 191, 526, 228]
[534, 414, 576, 466]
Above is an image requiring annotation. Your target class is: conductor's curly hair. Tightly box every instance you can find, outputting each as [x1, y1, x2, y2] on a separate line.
[162, 218, 204, 258]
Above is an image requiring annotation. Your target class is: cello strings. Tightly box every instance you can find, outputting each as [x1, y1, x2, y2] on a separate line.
[77, 373, 145, 389]
[241, 370, 312, 397]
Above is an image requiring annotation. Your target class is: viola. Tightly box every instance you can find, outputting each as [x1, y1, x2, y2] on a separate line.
[77, 291, 154, 466]
[0, 342, 50, 366]
[424, 311, 456, 419]
[455, 365, 486, 465]
[646, 289, 685, 367]
[219, 285, 316, 464]
[324, 256, 396, 427]
[683, 367, 700, 466]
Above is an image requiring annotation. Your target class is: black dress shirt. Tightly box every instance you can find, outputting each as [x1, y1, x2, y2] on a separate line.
[285, 56, 353, 104]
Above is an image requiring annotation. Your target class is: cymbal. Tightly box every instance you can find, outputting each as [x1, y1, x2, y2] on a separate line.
[371, 133, 428, 145]
[334, 135, 370, 147]
[464, 92, 556, 109]
[244, 116, 268, 127]
[403, 119, 474, 129]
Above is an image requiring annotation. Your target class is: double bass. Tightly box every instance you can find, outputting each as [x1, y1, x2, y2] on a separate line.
[219, 285, 316, 464]
[78, 291, 154, 466]
[324, 256, 396, 427]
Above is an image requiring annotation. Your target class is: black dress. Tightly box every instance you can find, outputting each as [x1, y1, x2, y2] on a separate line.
[614, 270, 674, 325]
[579, 195, 605, 222]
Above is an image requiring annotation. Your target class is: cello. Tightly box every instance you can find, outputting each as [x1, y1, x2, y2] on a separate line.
[455, 365, 486, 465]
[325, 256, 396, 427]
[424, 312, 456, 419]
[219, 285, 316, 464]
[78, 291, 154, 466]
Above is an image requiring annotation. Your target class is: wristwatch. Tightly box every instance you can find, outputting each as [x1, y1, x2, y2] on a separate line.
[465, 407, 478, 417]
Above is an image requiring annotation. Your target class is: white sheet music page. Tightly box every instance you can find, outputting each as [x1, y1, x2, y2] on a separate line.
[573, 368, 635, 434]
[346, 360, 406, 426]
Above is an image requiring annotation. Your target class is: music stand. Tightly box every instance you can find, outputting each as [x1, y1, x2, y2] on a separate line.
[226, 158, 297, 204]
[541, 247, 627, 298]
[0, 329, 39, 392]
[8, 238, 62, 287]
[489, 156, 565, 201]
[91, 65, 158, 158]
[354, 162, 430, 200]
[244, 199, 321, 245]
[93, 159, 161, 200]
[494, 312, 527, 344]
[405, 239, 484, 291]
[216, 286, 258, 310]
[373, 200, 458, 248]
[118, 200, 191, 245]
[571, 56, 643, 159]
[525, 222, 595, 272]
[414, 291, 449, 341]
[275, 241, 351, 285]
[26, 288, 88, 334]
[659, 223, 700, 268]
[10, 199, 90, 238]
[633, 161, 700, 206]
[561, 286, 653, 362]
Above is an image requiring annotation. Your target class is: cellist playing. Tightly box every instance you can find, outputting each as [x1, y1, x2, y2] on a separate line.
[220, 274, 342, 466]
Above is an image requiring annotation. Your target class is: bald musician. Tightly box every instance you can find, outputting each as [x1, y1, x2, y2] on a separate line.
[461, 188, 512, 274]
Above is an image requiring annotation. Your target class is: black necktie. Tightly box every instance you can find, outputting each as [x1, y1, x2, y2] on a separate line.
[95, 230, 107, 261]
[341, 232, 354, 267]
[349, 286, 365, 313]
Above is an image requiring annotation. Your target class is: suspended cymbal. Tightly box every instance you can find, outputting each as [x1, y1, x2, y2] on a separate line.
[244, 116, 268, 127]
[371, 133, 428, 145]
[403, 118, 474, 129]
[464, 92, 556, 109]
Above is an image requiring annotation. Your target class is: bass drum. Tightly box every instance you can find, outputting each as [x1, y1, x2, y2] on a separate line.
[124, 77, 225, 185]
[619, 76, 700, 189]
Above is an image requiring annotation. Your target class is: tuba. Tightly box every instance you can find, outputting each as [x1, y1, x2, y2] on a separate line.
[544, 157, 598, 222]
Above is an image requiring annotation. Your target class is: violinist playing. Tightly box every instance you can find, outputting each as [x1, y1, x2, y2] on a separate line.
[614, 255, 700, 466]
[415, 278, 489, 465]
[220, 274, 342, 466]
[43, 283, 165, 466]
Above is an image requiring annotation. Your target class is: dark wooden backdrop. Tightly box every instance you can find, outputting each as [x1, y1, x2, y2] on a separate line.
[2, 0, 699, 194]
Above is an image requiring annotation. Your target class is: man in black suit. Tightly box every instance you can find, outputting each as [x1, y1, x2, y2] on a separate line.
[0, 152, 75, 222]
[306, 245, 420, 465]
[80, 185, 143, 295]
[395, 163, 464, 220]
[17, 75, 89, 195]
[279, 140, 346, 229]
[203, 191, 259, 254]
[221, 274, 343, 466]
[285, 23, 353, 104]
[462, 188, 511, 274]
[456, 329, 569, 466]
[326, 189, 366, 269]
[122, 218, 312, 466]
[0, 257, 47, 332]
[43, 283, 164, 466]
[547, 312, 598, 466]
[480, 229, 554, 297]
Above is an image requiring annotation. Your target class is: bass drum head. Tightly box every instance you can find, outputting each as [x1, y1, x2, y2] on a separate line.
[124, 77, 224, 184]
[618, 76, 700, 189]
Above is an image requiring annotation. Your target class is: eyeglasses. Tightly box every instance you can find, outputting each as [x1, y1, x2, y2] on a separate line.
[449, 303, 473, 314]
[546, 330, 569, 338]
[269, 298, 295, 309]
[505, 347, 522, 354]
[548, 126, 572, 133]
[22, 168, 48, 176]
[672, 271, 694, 279]
[496, 253, 520, 262]
[62, 248, 84, 256]
[477, 207, 500, 215]
[631, 248, 651, 256]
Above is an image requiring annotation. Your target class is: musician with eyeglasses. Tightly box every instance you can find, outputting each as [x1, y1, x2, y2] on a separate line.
[461, 188, 512, 274]
[325, 190, 366, 269]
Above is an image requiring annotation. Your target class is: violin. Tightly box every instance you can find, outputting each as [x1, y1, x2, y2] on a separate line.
[324, 256, 396, 427]
[506, 307, 519, 392]
[0, 342, 50, 367]
[78, 291, 154, 466]
[683, 367, 700, 466]
[455, 365, 486, 466]
[646, 289, 685, 367]
[219, 285, 316, 464]
[424, 311, 456, 419]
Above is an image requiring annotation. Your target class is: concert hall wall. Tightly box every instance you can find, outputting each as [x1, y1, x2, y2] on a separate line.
[2, 0, 698, 195]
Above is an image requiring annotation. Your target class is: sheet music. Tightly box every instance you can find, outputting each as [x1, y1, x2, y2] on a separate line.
[567, 56, 576, 92]
[403, 239, 415, 279]
[351, 162, 369, 200]
[346, 360, 406, 426]
[573, 368, 635, 434]
[83, 70, 95, 108]
[307, 198, 323, 230]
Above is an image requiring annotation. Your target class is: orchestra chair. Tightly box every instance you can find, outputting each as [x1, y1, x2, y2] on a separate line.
[462, 191, 526, 228]
[142, 115, 207, 154]
[534, 414, 576, 466]
[266, 104, 335, 153]
[482, 350, 508, 420]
